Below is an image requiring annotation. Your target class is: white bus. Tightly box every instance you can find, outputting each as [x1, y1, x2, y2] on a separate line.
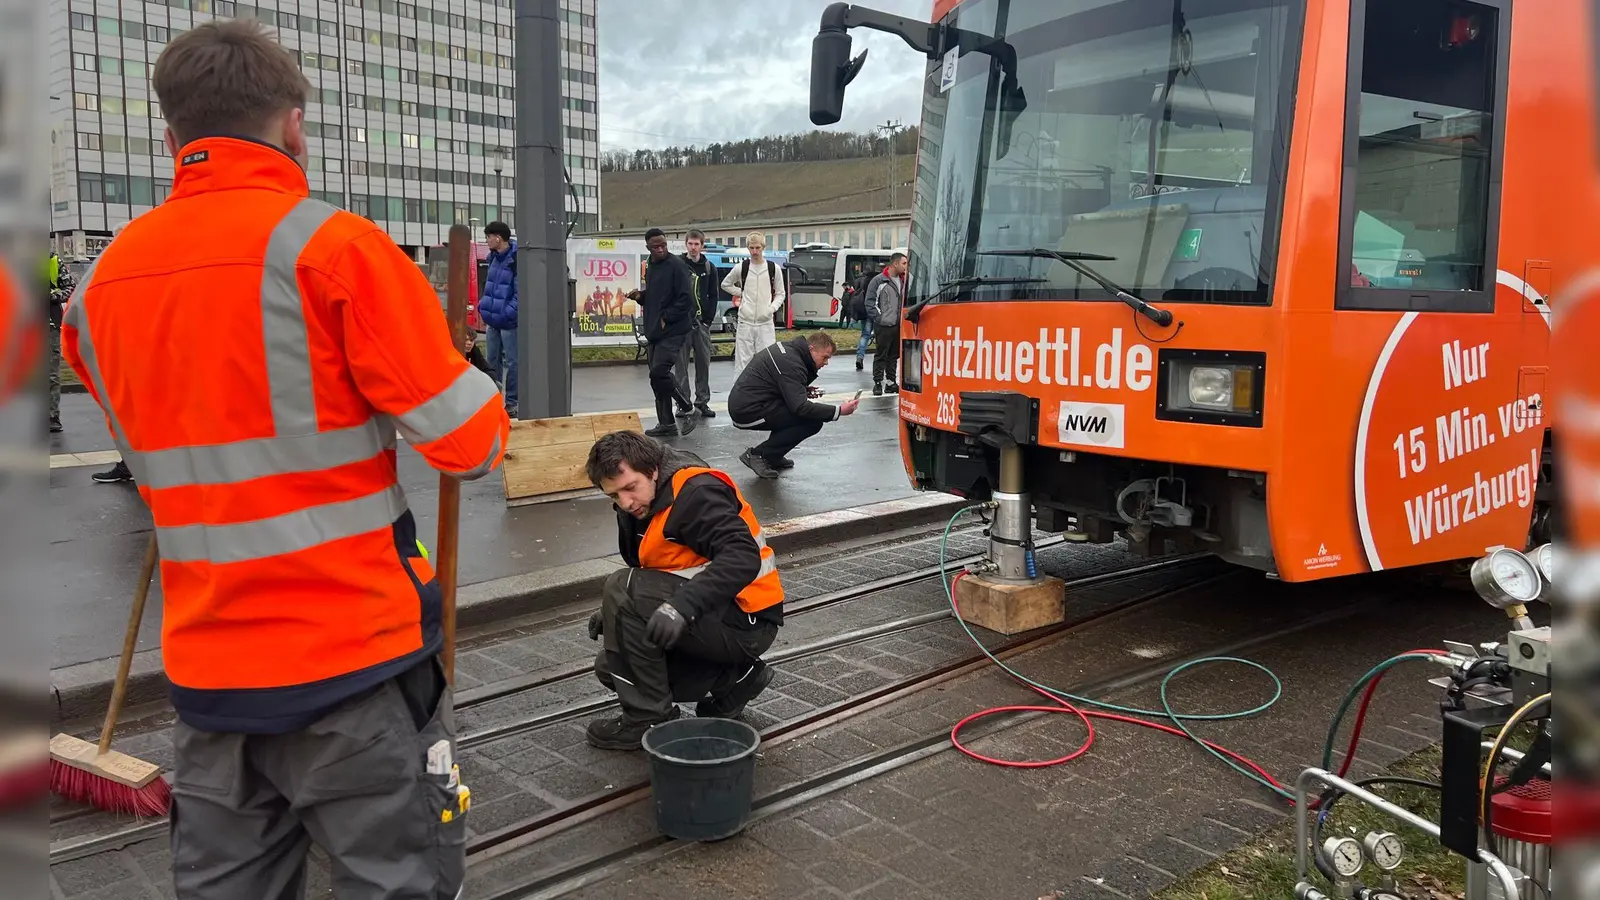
[783, 244, 907, 327]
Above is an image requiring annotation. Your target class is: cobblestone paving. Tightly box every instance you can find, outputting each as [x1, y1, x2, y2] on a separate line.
[531, 583, 1509, 900]
[49, 529, 1163, 899]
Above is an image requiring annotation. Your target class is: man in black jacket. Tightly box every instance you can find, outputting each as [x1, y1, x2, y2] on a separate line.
[727, 332, 860, 478]
[627, 228, 697, 438]
[583, 431, 784, 750]
[672, 229, 718, 419]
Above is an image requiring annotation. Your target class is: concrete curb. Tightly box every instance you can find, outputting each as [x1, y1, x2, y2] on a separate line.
[50, 492, 966, 725]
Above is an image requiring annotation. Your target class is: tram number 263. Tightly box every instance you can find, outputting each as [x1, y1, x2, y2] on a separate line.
[935, 392, 958, 427]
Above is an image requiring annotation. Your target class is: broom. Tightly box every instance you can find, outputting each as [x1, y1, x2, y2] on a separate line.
[438, 223, 473, 686]
[49, 533, 171, 816]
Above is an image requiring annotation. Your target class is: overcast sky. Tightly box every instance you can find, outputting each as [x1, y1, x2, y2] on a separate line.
[595, 0, 932, 150]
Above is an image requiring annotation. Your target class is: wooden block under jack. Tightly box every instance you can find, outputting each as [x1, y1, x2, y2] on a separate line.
[501, 412, 644, 506]
[954, 573, 1067, 635]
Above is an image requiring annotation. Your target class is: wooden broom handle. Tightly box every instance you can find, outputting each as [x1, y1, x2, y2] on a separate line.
[438, 224, 472, 685]
[100, 533, 158, 755]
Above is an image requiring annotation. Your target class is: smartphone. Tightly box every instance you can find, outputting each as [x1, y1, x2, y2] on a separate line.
[853, 390, 863, 401]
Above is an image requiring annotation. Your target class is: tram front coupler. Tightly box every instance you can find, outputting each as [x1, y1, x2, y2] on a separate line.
[1290, 545, 1553, 900]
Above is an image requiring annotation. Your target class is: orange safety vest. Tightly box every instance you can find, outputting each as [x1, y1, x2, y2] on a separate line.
[0, 262, 39, 402]
[60, 137, 509, 731]
[637, 467, 784, 614]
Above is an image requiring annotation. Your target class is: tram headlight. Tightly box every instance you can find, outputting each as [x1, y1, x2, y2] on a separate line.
[1156, 351, 1266, 427]
[1187, 366, 1235, 409]
[1469, 547, 1543, 609]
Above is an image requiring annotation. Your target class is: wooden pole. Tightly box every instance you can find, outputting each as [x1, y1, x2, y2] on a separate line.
[439, 225, 471, 685]
[98, 533, 158, 755]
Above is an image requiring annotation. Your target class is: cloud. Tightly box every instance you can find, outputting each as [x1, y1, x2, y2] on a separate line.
[597, 0, 931, 149]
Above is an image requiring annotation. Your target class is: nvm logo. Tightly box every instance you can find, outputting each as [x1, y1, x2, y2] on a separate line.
[1061, 412, 1110, 437]
[1058, 401, 1125, 450]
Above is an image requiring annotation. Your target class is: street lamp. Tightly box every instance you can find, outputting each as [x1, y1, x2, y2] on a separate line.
[492, 147, 505, 222]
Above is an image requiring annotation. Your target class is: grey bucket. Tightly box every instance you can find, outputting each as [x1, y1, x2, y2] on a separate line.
[641, 716, 761, 841]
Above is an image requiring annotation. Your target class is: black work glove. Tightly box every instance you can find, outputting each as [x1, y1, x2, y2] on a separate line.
[645, 602, 687, 649]
[587, 611, 603, 641]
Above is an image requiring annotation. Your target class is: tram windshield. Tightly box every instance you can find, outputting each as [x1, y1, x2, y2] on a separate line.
[908, 0, 1302, 307]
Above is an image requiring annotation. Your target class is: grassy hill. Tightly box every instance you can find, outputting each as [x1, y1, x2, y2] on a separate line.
[599, 156, 916, 230]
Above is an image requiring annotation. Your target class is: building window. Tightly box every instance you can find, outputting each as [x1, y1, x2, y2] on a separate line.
[73, 92, 99, 111]
[79, 174, 105, 203]
[70, 13, 94, 30]
[127, 99, 149, 116]
[101, 96, 124, 114]
[325, 158, 343, 174]
[76, 132, 101, 151]
[103, 134, 126, 152]
[124, 59, 148, 78]
[73, 53, 95, 72]
[97, 17, 120, 36]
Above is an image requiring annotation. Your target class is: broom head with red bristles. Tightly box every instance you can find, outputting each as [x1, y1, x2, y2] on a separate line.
[49, 732, 170, 817]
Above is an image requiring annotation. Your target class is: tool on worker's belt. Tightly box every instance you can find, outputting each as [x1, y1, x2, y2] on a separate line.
[437, 223, 473, 684]
[49, 533, 172, 816]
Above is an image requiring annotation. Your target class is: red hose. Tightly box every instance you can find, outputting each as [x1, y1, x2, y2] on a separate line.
[947, 571, 1288, 794]
[1333, 649, 1449, 780]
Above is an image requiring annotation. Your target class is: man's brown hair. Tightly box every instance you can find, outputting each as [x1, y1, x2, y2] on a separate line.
[586, 431, 667, 486]
[807, 331, 837, 353]
[153, 19, 309, 145]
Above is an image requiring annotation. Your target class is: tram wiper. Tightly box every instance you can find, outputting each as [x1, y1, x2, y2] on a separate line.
[978, 249, 1175, 327]
[903, 276, 1048, 324]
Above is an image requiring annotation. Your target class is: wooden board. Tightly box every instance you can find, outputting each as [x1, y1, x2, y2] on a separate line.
[502, 412, 644, 506]
[954, 574, 1066, 636]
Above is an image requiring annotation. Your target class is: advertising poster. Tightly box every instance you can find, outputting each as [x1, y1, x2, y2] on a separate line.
[572, 250, 643, 339]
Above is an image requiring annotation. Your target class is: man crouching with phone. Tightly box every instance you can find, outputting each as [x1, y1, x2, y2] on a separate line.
[725, 331, 860, 479]
[583, 432, 784, 749]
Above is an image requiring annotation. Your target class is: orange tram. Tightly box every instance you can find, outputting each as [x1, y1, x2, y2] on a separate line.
[811, 0, 1595, 582]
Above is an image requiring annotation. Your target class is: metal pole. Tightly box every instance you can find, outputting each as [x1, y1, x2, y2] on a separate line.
[514, 0, 572, 420]
[494, 152, 504, 220]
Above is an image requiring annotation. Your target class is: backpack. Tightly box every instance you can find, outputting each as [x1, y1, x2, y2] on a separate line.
[739, 258, 778, 292]
[846, 272, 875, 321]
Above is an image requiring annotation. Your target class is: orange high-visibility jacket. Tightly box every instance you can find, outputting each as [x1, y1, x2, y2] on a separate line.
[0, 262, 40, 402]
[61, 137, 510, 733]
[638, 467, 784, 615]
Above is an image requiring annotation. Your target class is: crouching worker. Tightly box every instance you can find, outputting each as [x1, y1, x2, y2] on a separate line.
[583, 431, 784, 750]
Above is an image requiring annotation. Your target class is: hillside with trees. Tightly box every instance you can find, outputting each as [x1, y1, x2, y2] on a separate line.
[599, 127, 919, 172]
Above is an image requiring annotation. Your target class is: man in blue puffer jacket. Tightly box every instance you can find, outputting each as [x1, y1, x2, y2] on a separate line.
[479, 221, 519, 415]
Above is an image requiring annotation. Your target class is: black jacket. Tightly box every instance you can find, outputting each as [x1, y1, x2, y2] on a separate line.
[640, 252, 695, 342]
[727, 336, 841, 426]
[680, 252, 720, 327]
[615, 450, 783, 627]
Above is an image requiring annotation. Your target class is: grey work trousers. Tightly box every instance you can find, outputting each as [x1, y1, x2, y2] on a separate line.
[673, 322, 713, 409]
[48, 321, 61, 420]
[594, 568, 778, 724]
[169, 658, 465, 900]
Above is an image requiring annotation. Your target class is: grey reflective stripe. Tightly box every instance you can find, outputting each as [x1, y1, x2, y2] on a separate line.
[666, 548, 778, 581]
[62, 260, 147, 483]
[393, 366, 500, 446]
[261, 199, 339, 434]
[133, 419, 388, 490]
[451, 431, 501, 481]
[155, 483, 408, 564]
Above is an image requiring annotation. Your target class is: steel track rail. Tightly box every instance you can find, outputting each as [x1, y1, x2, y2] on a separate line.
[47, 553, 1209, 865]
[450, 534, 1075, 711]
[461, 565, 1231, 862]
[484, 588, 1398, 900]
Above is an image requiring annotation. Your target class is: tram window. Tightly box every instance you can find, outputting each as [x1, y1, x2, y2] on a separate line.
[1337, 0, 1507, 313]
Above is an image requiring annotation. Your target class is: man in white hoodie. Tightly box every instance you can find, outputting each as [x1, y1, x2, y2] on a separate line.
[720, 232, 785, 377]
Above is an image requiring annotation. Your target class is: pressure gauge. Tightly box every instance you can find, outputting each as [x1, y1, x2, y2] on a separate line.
[1470, 548, 1542, 609]
[1363, 831, 1404, 871]
[1323, 836, 1365, 878]
[1531, 543, 1553, 588]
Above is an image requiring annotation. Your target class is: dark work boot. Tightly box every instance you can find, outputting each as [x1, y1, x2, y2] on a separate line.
[92, 461, 133, 484]
[697, 662, 774, 719]
[645, 423, 678, 438]
[872, 382, 884, 397]
[739, 449, 779, 480]
[585, 706, 680, 751]
[696, 404, 715, 418]
[768, 456, 795, 470]
[675, 413, 697, 436]
[884, 381, 899, 394]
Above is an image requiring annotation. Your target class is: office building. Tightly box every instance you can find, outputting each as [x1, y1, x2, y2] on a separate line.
[48, 0, 601, 258]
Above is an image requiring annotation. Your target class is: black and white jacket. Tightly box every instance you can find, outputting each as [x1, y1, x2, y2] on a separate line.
[726, 336, 841, 426]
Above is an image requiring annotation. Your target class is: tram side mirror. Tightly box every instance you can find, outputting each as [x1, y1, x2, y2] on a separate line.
[811, 29, 868, 126]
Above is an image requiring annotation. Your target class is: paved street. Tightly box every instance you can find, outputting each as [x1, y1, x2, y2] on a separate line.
[47, 351, 910, 670]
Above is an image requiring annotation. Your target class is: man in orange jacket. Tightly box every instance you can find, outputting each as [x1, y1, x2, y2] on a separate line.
[61, 20, 508, 899]
[582, 431, 784, 750]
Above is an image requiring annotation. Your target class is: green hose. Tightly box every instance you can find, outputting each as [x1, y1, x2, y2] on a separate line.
[938, 506, 1293, 798]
